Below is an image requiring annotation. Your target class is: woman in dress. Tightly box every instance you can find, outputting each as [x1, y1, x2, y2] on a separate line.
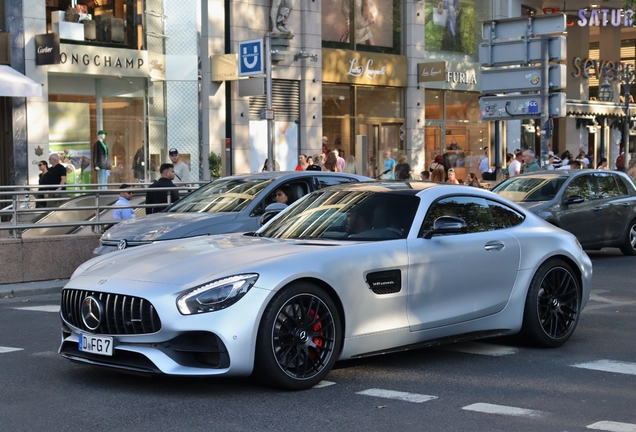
[322, 151, 340, 172]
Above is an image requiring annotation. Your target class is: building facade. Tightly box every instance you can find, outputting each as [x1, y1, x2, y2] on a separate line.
[2, 0, 635, 188]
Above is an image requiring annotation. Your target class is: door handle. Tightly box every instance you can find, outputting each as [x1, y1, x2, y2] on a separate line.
[484, 241, 505, 251]
[623, 203, 631, 207]
[593, 207, 603, 211]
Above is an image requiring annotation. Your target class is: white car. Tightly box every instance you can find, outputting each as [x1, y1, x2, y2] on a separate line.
[59, 181, 592, 390]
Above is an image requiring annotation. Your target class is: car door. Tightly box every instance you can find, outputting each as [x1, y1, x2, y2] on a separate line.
[595, 172, 633, 242]
[556, 173, 601, 245]
[407, 195, 521, 332]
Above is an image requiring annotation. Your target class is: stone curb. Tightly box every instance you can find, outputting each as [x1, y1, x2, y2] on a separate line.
[0, 279, 68, 299]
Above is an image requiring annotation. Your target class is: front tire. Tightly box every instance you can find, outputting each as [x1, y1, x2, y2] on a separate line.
[619, 218, 636, 256]
[253, 282, 342, 390]
[520, 259, 581, 348]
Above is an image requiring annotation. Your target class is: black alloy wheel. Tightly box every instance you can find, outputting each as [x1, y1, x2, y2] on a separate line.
[620, 218, 636, 256]
[521, 258, 581, 348]
[254, 283, 342, 390]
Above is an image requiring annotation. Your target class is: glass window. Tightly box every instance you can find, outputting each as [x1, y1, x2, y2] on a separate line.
[425, 90, 443, 120]
[420, 195, 493, 236]
[260, 190, 419, 241]
[595, 173, 622, 197]
[315, 175, 357, 189]
[322, 0, 402, 54]
[564, 175, 597, 201]
[492, 176, 567, 203]
[357, 86, 403, 118]
[446, 91, 481, 121]
[486, 199, 525, 229]
[323, 84, 352, 117]
[168, 178, 274, 213]
[616, 175, 630, 195]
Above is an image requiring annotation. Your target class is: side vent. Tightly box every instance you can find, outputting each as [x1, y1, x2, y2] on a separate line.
[366, 270, 401, 295]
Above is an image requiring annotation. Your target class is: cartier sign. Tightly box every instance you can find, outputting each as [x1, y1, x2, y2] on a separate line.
[35, 33, 60, 66]
[322, 48, 407, 87]
[46, 44, 164, 79]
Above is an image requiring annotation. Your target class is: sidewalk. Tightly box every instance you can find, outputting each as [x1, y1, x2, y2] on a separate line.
[0, 279, 68, 299]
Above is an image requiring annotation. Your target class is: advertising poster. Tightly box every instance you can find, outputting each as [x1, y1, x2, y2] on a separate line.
[322, 0, 395, 48]
[424, 0, 476, 54]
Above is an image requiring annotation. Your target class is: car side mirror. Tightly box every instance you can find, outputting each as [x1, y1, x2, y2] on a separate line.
[564, 195, 585, 205]
[259, 203, 287, 226]
[423, 216, 468, 239]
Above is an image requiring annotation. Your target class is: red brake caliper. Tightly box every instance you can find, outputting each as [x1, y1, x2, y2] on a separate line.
[310, 309, 323, 357]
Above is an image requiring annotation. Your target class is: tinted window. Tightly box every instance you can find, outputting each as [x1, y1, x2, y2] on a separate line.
[314, 175, 356, 189]
[487, 199, 525, 229]
[595, 173, 621, 197]
[420, 196, 493, 236]
[492, 176, 566, 202]
[616, 175, 630, 195]
[564, 175, 596, 201]
[260, 190, 419, 241]
[168, 178, 273, 213]
[251, 180, 311, 217]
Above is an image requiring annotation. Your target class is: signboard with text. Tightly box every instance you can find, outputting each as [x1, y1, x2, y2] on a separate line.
[417, 62, 445, 83]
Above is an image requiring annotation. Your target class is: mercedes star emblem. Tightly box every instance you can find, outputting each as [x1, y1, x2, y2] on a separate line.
[117, 239, 128, 250]
[81, 296, 103, 331]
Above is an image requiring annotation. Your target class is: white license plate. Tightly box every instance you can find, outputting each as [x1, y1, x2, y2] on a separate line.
[79, 333, 113, 356]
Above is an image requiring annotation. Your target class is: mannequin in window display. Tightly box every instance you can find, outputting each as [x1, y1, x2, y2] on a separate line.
[93, 130, 111, 189]
[342, 0, 378, 45]
[132, 144, 146, 181]
[112, 131, 127, 181]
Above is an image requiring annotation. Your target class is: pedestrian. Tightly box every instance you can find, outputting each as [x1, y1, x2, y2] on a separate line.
[394, 154, 411, 180]
[295, 154, 308, 171]
[522, 149, 540, 173]
[428, 154, 445, 173]
[113, 184, 136, 220]
[431, 165, 446, 182]
[145, 163, 179, 214]
[45, 153, 67, 207]
[420, 170, 430, 181]
[334, 149, 346, 172]
[306, 155, 321, 171]
[382, 150, 396, 179]
[322, 151, 340, 172]
[322, 136, 330, 155]
[466, 172, 481, 188]
[597, 157, 608, 170]
[36, 160, 50, 208]
[446, 168, 460, 184]
[168, 148, 190, 185]
[508, 150, 523, 177]
[344, 155, 357, 174]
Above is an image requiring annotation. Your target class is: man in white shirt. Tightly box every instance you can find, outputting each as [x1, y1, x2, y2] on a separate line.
[508, 150, 523, 177]
[168, 148, 190, 185]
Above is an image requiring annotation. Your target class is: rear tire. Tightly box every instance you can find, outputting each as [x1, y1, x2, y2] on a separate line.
[520, 258, 581, 348]
[619, 218, 636, 256]
[253, 282, 342, 390]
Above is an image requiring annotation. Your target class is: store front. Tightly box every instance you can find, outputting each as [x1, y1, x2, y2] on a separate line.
[44, 44, 165, 186]
[322, 49, 407, 178]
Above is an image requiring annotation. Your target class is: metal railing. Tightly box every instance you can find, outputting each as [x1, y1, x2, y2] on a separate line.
[0, 182, 206, 238]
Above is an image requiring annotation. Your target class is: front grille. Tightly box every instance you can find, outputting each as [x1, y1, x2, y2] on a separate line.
[61, 289, 162, 335]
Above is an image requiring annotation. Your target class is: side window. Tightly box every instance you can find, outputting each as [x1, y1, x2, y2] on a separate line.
[250, 181, 310, 217]
[419, 196, 493, 237]
[486, 199, 525, 229]
[314, 175, 355, 190]
[614, 174, 629, 196]
[595, 173, 621, 198]
[564, 175, 596, 201]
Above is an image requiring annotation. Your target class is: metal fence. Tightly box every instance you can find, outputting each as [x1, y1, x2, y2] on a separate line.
[0, 182, 205, 238]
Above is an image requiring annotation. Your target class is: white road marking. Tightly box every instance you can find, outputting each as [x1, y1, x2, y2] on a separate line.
[0, 346, 23, 354]
[571, 360, 636, 376]
[438, 342, 518, 356]
[356, 388, 437, 403]
[14, 305, 60, 313]
[313, 380, 336, 389]
[463, 403, 547, 418]
[587, 421, 636, 432]
[585, 293, 636, 311]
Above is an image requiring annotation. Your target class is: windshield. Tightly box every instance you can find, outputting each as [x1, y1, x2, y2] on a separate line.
[259, 189, 420, 241]
[167, 178, 274, 213]
[492, 175, 567, 202]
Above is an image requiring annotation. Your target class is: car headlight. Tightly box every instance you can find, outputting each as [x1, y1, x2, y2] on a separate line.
[176, 274, 259, 315]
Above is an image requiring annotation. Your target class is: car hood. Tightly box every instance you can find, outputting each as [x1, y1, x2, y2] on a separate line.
[74, 233, 339, 287]
[101, 212, 240, 242]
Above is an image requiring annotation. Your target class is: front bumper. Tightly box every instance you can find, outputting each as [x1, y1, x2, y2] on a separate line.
[58, 284, 275, 377]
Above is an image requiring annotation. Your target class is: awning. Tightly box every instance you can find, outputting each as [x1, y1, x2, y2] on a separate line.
[0, 65, 42, 97]
[567, 99, 636, 118]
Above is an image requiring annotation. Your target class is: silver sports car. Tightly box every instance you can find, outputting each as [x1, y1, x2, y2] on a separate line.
[59, 181, 592, 390]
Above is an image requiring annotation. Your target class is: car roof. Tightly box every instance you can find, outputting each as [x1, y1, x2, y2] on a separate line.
[307, 180, 472, 195]
[515, 169, 626, 178]
[223, 171, 370, 181]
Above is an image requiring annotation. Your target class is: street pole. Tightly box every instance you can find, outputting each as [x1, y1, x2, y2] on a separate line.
[265, 32, 274, 172]
[623, 65, 632, 171]
[540, 35, 550, 169]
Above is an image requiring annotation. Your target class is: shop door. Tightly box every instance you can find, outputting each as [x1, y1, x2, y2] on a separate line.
[424, 122, 444, 169]
[359, 122, 403, 178]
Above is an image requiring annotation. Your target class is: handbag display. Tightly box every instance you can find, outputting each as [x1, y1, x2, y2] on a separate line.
[433, 5, 448, 27]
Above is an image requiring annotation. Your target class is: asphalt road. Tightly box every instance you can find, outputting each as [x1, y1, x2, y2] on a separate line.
[1, 249, 635, 432]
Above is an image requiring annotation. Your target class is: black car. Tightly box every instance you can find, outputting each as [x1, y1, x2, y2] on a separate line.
[492, 170, 636, 255]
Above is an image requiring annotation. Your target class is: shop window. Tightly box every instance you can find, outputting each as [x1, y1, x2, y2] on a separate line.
[323, 84, 352, 117]
[425, 90, 443, 120]
[356, 86, 403, 118]
[445, 91, 480, 121]
[322, 0, 402, 54]
[423, 0, 491, 58]
[46, 0, 143, 50]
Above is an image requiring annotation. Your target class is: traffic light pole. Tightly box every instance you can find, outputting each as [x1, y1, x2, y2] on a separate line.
[265, 32, 274, 172]
[540, 35, 550, 169]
